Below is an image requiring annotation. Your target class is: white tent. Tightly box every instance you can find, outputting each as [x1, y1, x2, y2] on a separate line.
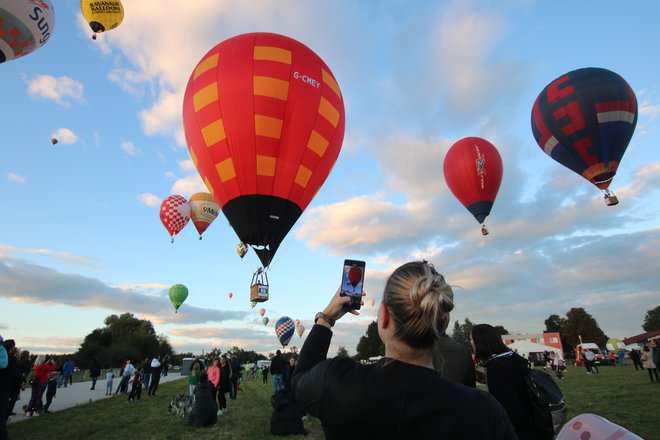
[506, 340, 563, 359]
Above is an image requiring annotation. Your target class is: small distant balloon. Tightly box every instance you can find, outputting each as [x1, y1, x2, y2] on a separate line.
[168, 284, 188, 313]
[80, 0, 124, 40]
[348, 266, 363, 288]
[237, 242, 249, 259]
[51, 138, 58, 145]
[275, 316, 295, 347]
[228, 292, 233, 299]
[259, 308, 266, 317]
[262, 316, 269, 326]
[294, 319, 300, 328]
[297, 325, 305, 338]
[250, 301, 257, 308]
[160, 195, 190, 243]
[368, 298, 375, 307]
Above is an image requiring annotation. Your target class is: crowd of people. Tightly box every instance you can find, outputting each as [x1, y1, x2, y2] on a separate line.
[1, 260, 659, 439]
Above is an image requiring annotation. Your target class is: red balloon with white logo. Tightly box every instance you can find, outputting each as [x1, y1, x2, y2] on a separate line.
[443, 137, 503, 235]
[160, 195, 191, 242]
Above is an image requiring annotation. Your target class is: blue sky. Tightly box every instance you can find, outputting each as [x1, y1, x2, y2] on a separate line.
[1, 0, 659, 356]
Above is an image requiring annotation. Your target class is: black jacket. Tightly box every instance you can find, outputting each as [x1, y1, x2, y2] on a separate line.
[293, 324, 517, 440]
[89, 359, 102, 378]
[270, 355, 286, 375]
[432, 334, 476, 387]
[187, 381, 217, 427]
[485, 352, 549, 440]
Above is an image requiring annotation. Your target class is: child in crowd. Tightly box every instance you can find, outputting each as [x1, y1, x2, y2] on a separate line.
[105, 369, 114, 396]
[127, 368, 143, 402]
[44, 371, 58, 413]
[557, 360, 567, 379]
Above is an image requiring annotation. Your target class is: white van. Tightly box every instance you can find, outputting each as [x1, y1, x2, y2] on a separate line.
[257, 360, 271, 369]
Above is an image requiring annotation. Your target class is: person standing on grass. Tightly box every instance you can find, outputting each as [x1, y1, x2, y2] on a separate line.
[207, 358, 221, 414]
[262, 365, 269, 384]
[187, 373, 217, 427]
[630, 349, 643, 371]
[148, 356, 162, 396]
[58, 358, 74, 388]
[218, 356, 232, 416]
[43, 372, 58, 413]
[27, 356, 57, 416]
[229, 356, 241, 400]
[1, 337, 17, 438]
[116, 359, 134, 394]
[640, 345, 659, 383]
[651, 340, 660, 375]
[142, 357, 152, 391]
[189, 362, 201, 400]
[89, 357, 101, 390]
[270, 350, 286, 395]
[127, 368, 143, 402]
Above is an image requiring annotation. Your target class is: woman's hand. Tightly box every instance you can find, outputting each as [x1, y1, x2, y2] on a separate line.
[319, 288, 366, 326]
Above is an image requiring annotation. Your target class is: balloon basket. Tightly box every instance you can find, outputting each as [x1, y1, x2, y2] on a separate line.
[250, 269, 269, 302]
[603, 189, 619, 206]
[481, 224, 489, 235]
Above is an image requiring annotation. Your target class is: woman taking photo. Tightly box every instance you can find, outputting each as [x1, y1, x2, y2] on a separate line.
[471, 324, 550, 439]
[292, 261, 516, 439]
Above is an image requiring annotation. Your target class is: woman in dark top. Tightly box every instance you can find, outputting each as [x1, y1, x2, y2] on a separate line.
[471, 324, 549, 440]
[292, 261, 516, 440]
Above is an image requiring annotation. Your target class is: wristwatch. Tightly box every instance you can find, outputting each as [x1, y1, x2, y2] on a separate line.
[314, 312, 335, 327]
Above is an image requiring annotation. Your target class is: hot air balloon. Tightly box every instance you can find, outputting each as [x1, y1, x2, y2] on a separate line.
[443, 137, 503, 235]
[160, 195, 190, 243]
[531, 67, 637, 206]
[51, 138, 58, 146]
[228, 292, 233, 299]
[275, 316, 295, 347]
[182, 32, 345, 269]
[236, 242, 249, 259]
[368, 298, 375, 307]
[250, 301, 257, 308]
[80, 0, 123, 40]
[259, 308, 266, 317]
[294, 319, 300, 328]
[189, 192, 219, 239]
[0, 0, 55, 64]
[297, 325, 305, 338]
[348, 266, 363, 288]
[168, 284, 188, 313]
[262, 316, 269, 326]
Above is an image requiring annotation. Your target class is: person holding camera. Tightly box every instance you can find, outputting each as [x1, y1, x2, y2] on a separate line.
[292, 261, 516, 439]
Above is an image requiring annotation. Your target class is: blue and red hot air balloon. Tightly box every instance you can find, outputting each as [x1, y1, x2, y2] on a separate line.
[275, 316, 295, 347]
[444, 137, 503, 235]
[531, 67, 637, 206]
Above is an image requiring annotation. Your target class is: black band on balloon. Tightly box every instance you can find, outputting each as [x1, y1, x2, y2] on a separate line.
[223, 195, 302, 267]
[466, 201, 494, 224]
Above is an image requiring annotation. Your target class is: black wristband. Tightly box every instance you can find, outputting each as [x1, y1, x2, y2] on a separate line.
[314, 312, 335, 327]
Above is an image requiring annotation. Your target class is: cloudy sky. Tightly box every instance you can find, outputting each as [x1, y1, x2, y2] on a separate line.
[1, 0, 659, 357]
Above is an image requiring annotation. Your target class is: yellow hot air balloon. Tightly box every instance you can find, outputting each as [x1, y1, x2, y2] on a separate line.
[189, 192, 219, 239]
[80, 0, 124, 40]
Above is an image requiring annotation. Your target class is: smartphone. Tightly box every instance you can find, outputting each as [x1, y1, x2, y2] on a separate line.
[340, 259, 365, 310]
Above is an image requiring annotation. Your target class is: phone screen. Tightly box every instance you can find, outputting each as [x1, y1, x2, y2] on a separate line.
[341, 259, 365, 309]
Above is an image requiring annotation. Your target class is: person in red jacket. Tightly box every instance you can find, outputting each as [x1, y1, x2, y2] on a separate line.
[26, 355, 57, 416]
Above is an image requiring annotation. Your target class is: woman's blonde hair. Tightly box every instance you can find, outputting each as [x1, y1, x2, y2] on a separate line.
[383, 261, 454, 349]
[35, 354, 46, 365]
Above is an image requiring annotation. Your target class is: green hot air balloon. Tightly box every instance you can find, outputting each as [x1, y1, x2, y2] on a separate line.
[262, 317, 269, 326]
[169, 284, 189, 313]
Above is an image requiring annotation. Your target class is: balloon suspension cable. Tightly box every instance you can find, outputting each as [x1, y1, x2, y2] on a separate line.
[481, 224, 489, 236]
[171, 236, 174, 244]
[199, 235, 202, 240]
[603, 188, 619, 206]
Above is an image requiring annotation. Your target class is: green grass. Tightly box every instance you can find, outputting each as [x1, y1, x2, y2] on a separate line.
[8, 365, 658, 439]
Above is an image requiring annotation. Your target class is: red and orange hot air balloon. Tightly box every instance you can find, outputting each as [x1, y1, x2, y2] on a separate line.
[443, 137, 503, 235]
[182, 32, 345, 269]
[348, 266, 363, 288]
[259, 308, 266, 317]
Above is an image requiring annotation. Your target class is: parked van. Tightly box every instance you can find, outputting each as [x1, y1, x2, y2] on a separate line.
[575, 343, 610, 365]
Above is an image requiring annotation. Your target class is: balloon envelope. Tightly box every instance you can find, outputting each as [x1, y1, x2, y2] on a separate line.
[557, 413, 642, 440]
[160, 195, 190, 240]
[262, 316, 269, 326]
[228, 292, 233, 299]
[0, 0, 55, 63]
[275, 316, 295, 347]
[183, 32, 345, 267]
[348, 266, 363, 288]
[168, 284, 188, 313]
[297, 325, 305, 338]
[237, 242, 249, 259]
[80, 0, 123, 37]
[294, 319, 300, 327]
[259, 308, 266, 317]
[443, 137, 503, 225]
[531, 67, 637, 190]
[250, 301, 257, 308]
[189, 192, 219, 238]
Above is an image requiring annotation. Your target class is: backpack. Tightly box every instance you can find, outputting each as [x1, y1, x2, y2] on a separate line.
[270, 389, 307, 436]
[524, 364, 567, 436]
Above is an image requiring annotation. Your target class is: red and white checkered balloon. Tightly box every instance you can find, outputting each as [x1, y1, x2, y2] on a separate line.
[160, 195, 191, 241]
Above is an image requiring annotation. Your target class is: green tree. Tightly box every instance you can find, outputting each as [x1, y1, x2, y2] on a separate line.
[225, 346, 267, 364]
[642, 306, 660, 331]
[451, 318, 474, 347]
[493, 325, 509, 336]
[74, 313, 173, 369]
[336, 346, 349, 357]
[355, 321, 384, 360]
[562, 307, 608, 348]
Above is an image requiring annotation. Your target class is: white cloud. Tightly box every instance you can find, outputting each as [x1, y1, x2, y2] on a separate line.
[121, 140, 139, 156]
[7, 173, 26, 184]
[639, 100, 660, 119]
[171, 174, 207, 198]
[51, 128, 78, 145]
[24, 75, 84, 107]
[138, 193, 162, 207]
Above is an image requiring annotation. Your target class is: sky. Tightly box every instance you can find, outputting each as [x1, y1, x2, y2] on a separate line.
[1, 0, 659, 357]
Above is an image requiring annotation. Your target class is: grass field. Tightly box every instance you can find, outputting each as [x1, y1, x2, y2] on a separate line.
[8, 364, 658, 439]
